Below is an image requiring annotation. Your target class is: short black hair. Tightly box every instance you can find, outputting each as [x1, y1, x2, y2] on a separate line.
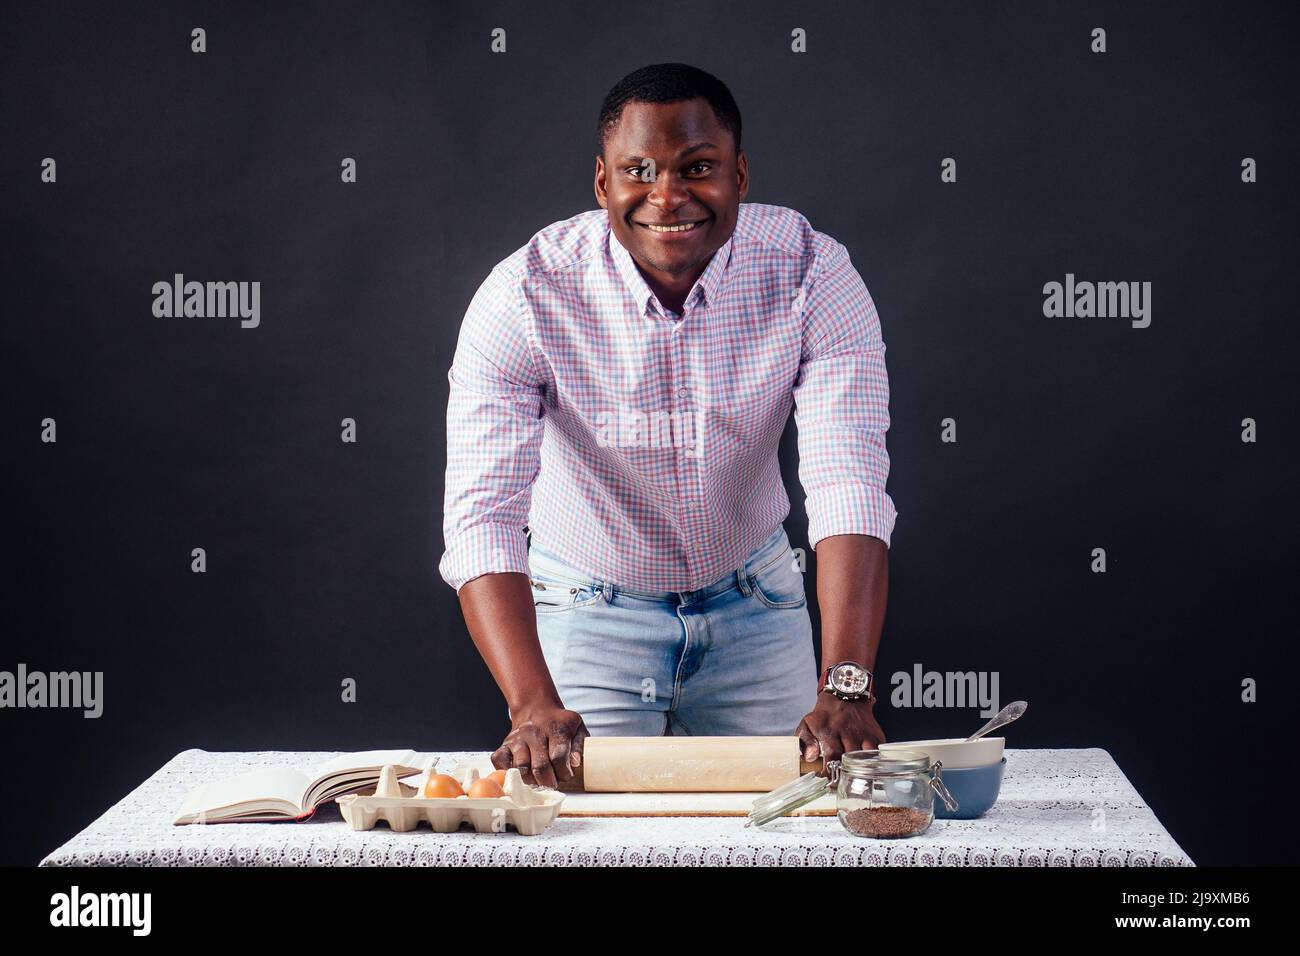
[597, 63, 742, 155]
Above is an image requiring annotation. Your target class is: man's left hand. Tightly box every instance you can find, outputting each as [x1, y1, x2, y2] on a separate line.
[795, 694, 886, 765]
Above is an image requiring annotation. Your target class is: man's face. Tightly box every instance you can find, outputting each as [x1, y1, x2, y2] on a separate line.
[595, 98, 748, 281]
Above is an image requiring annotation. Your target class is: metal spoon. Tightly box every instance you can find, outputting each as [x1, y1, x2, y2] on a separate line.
[965, 701, 1028, 741]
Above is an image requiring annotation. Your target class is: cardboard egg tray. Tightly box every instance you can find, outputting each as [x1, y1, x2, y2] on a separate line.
[336, 764, 564, 836]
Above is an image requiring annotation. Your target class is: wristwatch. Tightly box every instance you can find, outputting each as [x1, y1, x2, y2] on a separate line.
[821, 661, 875, 702]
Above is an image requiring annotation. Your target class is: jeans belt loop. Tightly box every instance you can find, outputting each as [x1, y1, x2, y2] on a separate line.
[737, 565, 753, 597]
[600, 579, 614, 602]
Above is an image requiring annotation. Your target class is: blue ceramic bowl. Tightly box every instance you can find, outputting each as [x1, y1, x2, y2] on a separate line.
[933, 757, 1006, 819]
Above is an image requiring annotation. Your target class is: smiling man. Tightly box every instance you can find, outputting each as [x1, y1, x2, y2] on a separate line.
[440, 63, 897, 787]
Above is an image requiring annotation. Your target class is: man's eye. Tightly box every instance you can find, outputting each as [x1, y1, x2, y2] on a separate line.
[688, 163, 712, 175]
[627, 166, 646, 177]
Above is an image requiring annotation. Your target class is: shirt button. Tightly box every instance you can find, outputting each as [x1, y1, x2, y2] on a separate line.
[677, 386, 689, 397]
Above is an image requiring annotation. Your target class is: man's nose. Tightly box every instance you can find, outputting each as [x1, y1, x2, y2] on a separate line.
[646, 173, 690, 211]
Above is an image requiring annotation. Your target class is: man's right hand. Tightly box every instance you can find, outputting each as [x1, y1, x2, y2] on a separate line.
[457, 570, 589, 788]
[492, 702, 588, 789]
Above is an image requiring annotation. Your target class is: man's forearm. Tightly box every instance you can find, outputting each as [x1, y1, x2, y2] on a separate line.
[813, 533, 889, 676]
[457, 572, 562, 715]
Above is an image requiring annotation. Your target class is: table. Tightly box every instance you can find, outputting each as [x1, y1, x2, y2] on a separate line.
[39, 748, 1193, 866]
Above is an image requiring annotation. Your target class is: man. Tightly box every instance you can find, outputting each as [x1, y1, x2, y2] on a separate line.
[440, 63, 896, 788]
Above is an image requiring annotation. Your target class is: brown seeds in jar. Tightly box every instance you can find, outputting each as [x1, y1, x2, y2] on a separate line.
[840, 805, 931, 838]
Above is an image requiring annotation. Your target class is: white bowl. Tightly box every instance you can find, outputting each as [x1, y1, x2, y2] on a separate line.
[877, 737, 1004, 770]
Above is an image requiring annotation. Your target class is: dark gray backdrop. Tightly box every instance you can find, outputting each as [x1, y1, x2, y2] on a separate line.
[2, 0, 1296, 866]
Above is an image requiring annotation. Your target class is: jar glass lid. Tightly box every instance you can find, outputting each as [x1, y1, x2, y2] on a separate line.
[839, 748, 933, 775]
[747, 771, 831, 828]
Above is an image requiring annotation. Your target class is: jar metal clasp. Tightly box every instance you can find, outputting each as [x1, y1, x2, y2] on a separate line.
[930, 759, 960, 812]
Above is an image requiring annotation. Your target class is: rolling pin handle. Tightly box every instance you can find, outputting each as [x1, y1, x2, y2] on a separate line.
[799, 756, 827, 776]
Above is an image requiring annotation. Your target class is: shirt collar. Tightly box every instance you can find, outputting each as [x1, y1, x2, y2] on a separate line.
[608, 221, 736, 319]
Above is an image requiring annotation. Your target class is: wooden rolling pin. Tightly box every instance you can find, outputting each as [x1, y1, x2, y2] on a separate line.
[559, 736, 823, 792]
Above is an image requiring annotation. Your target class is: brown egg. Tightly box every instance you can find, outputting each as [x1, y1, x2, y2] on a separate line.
[467, 777, 505, 799]
[421, 773, 465, 799]
[486, 769, 508, 788]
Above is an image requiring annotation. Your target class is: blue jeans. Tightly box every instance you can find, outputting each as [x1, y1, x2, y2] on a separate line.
[526, 526, 818, 736]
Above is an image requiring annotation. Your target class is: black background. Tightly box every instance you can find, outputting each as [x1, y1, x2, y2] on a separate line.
[2, 0, 1296, 867]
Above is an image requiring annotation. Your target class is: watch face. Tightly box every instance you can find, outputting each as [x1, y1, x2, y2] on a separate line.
[831, 663, 869, 695]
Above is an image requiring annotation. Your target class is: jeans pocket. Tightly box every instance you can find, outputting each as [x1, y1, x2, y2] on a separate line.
[748, 546, 808, 609]
[529, 575, 605, 613]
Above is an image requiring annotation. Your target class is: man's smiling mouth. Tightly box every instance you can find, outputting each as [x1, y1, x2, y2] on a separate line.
[636, 218, 709, 234]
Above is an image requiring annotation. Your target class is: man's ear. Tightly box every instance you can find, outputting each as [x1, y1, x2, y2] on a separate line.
[594, 155, 608, 209]
[736, 148, 749, 202]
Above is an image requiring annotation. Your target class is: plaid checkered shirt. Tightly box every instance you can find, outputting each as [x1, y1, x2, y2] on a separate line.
[439, 202, 897, 592]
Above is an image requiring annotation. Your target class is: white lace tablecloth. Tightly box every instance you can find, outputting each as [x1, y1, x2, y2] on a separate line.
[39, 748, 1193, 866]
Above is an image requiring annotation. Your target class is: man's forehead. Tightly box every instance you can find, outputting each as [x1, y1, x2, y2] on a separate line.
[608, 99, 730, 152]
[613, 141, 720, 163]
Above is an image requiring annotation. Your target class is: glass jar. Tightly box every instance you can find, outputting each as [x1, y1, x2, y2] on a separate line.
[748, 748, 958, 838]
[834, 749, 958, 838]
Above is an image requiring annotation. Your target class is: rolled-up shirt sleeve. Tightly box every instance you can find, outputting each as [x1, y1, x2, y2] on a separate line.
[792, 241, 899, 551]
[438, 267, 545, 591]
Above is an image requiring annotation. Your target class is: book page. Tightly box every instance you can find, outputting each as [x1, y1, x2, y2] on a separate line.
[303, 750, 423, 808]
[174, 766, 309, 822]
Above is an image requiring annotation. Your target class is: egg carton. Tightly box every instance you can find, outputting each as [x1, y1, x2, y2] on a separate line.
[336, 764, 564, 836]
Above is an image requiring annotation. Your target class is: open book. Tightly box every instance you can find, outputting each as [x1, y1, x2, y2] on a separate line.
[174, 750, 426, 824]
